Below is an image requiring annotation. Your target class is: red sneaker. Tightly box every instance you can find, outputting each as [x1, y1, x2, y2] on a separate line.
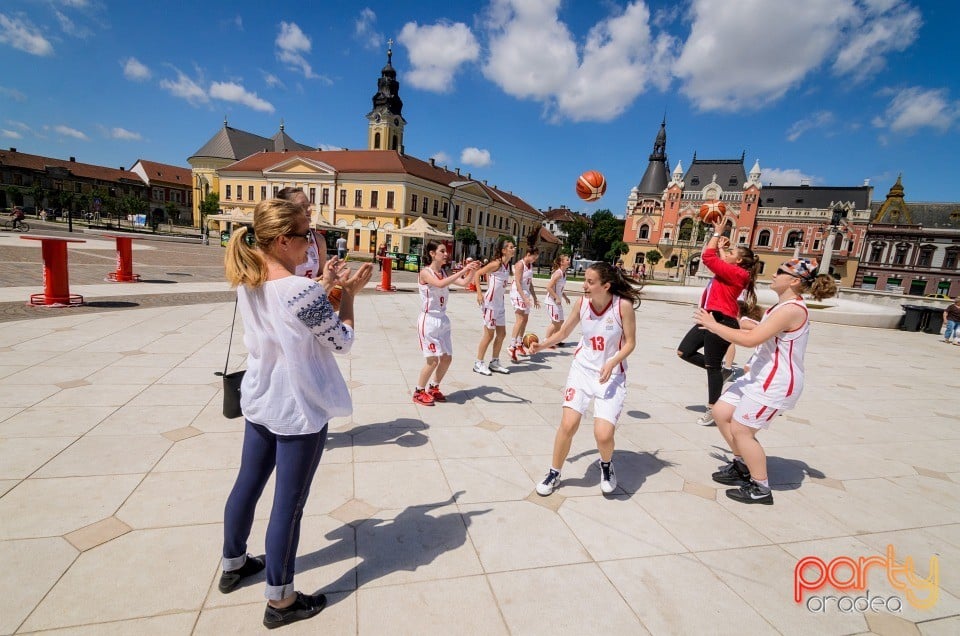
[427, 385, 447, 402]
[509, 347, 519, 363]
[516, 345, 528, 357]
[413, 389, 435, 406]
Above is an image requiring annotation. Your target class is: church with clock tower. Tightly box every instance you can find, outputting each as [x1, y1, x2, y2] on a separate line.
[366, 40, 406, 153]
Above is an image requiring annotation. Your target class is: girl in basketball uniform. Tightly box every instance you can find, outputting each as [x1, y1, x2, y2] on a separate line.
[414, 241, 480, 405]
[528, 263, 641, 496]
[277, 187, 341, 290]
[677, 220, 760, 426]
[508, 246, 540, 362]
[695, 257, 836, 505]
[473, 238, 516, 376]
[544, 254, 572, 346]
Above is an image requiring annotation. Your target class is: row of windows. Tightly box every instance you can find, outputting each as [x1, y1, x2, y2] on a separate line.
[867, 243, 960, 268]
[224, 184, 397, 210]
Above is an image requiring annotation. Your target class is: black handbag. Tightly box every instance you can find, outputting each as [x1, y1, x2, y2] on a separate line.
[216, 297, 245, 419]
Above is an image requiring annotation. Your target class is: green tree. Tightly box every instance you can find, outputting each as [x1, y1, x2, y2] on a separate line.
[644, 250, 662, 278]
[454, 226, 478, 259]
[604, 240, 629, 263]
[199, 192, 220, 233]
[28, 181, 46, 210]
[588, 209, 625, 260]
[559, 216, 590, 255]
[164, 201, 180, 225]
[4, 185, 23, 209]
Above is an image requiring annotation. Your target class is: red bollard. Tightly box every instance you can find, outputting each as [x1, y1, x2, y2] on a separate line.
[106, 235, 141, 282]
[22, 236, 85, 306]
[376, 257, 396, 291]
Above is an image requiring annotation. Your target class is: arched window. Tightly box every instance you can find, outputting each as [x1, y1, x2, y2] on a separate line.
[638, 224, 650, 240]
[678, 218, 695, 241]
[374, 132, 381, 149]
[785, 230, 803, 248]
[756, 230, 771, 247]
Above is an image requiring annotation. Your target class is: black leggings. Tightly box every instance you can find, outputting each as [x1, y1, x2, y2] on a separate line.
[677, 311, 740, 405]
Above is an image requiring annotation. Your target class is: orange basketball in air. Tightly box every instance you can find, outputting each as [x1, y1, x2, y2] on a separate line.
[327, 285, 343, 311]
[576, 170, 607, 202]
[522, 333, 539, 349]
[699, 200, 726, 225]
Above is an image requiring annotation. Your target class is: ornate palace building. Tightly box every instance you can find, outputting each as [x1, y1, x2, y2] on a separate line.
[621, 123, 873, 287]
[854, 176, 960, 297]
[189, 45, 541, 259]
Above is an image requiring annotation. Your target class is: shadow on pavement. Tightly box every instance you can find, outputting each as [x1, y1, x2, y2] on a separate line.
[325, 421, 430, 452]
[708, 449, 825, 491]
[562, 449, 673, 499]
[297, 492, 491, 601]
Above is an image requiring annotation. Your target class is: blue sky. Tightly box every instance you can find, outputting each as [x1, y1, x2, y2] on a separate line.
[1, 0, 957, 213]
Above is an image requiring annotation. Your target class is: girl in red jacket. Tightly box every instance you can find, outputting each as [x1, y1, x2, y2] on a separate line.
[677, 219, 760, 426]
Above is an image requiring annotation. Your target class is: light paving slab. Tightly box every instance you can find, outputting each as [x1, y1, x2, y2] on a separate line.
[33, 434, 171, 478]
[0, 537, 78, 635]
[0, 405, 115, 437]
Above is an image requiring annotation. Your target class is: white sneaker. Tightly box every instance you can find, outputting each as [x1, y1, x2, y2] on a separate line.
[697, 409, 715, 426]
[536, 469, 561, 496]
[488, 359, 510, 374]
[472, 360, 492, 376]
[600, 461, 617, 494]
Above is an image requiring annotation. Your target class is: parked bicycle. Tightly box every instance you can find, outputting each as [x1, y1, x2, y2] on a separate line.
[1, 218, 30, 232]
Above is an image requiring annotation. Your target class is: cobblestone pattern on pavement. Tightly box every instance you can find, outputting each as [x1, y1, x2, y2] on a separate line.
[1, 226, 959, 635]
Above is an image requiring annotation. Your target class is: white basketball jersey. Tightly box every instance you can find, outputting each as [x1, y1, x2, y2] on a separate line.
[574, 296, 625, 376]
[485, 262, 509, 306]
[742, 298, 809, 409]
[546, 269, 566, 306]
[294, 230, 321, 279]
[418, 268, 448, 315]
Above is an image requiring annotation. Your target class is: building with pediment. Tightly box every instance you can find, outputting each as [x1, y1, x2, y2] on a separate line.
[854, 176, 960, 296]
[622, 123, 874, 287]
[188, 44, 541, 258]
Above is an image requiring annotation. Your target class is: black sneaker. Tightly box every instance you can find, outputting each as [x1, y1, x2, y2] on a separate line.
[218, 554, 265, 593]
[726, 482, 774, 505]
[263, 592, 327, 629]
[712, 460, 751, 486]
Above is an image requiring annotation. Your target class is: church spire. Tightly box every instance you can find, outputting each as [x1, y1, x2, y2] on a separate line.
[366, 41, 407, 151]
[636, 120, 669, 195]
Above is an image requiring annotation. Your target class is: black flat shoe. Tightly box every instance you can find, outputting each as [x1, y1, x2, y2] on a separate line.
[218, 554, 265, 593]
[263, 592, 327, 629]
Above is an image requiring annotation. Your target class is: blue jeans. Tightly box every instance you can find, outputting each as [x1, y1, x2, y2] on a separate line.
[946, 319, 960, 341]
[223, 419, 327, 600]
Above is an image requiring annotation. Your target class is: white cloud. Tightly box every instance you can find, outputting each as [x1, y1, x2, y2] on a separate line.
[233, 15, 243, 31]
[59, 0, 90, 7]
[431, 151, 452, 166]
[318, 143, 345, 151]
[674, 0, 922, 112]
[160, 68, 209, 105]
[871, 86, 959, 134]
[276, 21, 317, 79]
[355, 8, 383, 50]
[6, 120, 31, 131]
[109, 127, 141, 141]
[123, 57, 151, 81]
[2, 129, 22, 139]
[675, 0, 855, 111]
[55, 10, 91, 38]
[761, 168, 817, 186]
[398, 21, 479, 92]
[461, 147, 491, 167]
[786, 111, 835, 142]
[833, 2, 921, 79]
[53, 125, 88, 140]
[210, 81, 275, 113]
[263, 72, 284, 89]
[481, 0, 673, 122]
[0, 13, 54, 56]
[0, 86, 26, 101]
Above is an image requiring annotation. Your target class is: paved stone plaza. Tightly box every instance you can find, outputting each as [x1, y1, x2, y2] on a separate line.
[0, 234, 959, 635]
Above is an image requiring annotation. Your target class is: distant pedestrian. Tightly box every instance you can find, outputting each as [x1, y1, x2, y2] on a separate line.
[336, 235, 347, 260]
[944, 297, 960, 345]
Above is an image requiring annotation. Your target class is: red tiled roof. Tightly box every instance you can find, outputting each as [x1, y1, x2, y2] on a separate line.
[133, 159, 192, 186]
[544, 207, 589, 224]
[538, 226, 562, 244]
[222, 150, 542, 217]
[0, 149, 142, 184]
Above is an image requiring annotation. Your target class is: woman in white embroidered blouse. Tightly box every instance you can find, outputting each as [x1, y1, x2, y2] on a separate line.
[219, 198, 372, 629]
